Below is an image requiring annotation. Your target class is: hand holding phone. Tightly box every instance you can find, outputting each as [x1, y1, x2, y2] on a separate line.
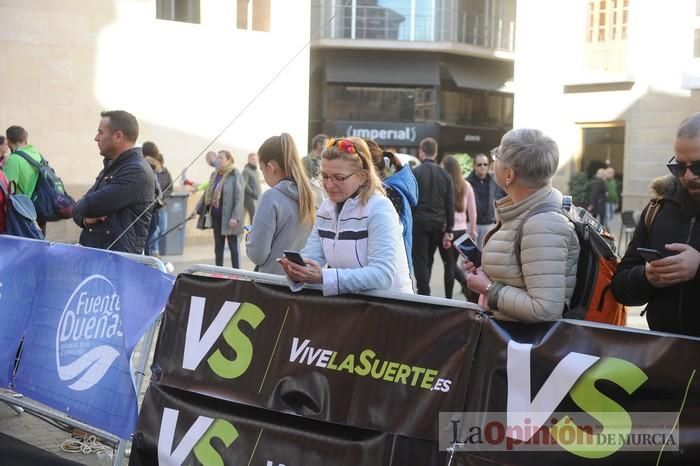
[283, 250, 307, 267]
[637, 247, 662, 262]
[453, 233, 482, 267]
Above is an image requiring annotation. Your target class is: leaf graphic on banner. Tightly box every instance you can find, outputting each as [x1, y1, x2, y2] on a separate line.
[57, 345, 120, 391]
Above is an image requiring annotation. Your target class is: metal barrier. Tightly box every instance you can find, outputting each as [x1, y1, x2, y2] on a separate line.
[182, 264, 480, 310]
[0, 249, 168, 466]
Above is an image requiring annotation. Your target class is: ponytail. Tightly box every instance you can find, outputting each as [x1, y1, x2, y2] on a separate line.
[258, 133, 316, 224]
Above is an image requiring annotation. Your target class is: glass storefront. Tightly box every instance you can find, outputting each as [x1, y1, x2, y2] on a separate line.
[326, 85, 437, 123]
[440, 89, 513, 127]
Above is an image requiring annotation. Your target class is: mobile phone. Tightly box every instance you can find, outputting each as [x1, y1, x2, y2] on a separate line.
[637, 247, 662, 262]
[453, 233, 482, 267]
[284, 250, 307, 267]
[243, 224, 252, 232]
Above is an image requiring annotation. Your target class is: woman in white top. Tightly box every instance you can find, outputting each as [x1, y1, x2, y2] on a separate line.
[280, 137, 413, 296]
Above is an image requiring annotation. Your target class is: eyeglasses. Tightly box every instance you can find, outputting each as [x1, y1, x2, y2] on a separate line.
[476, 163, 489, 167]
[490, 146, 501, 161]
[319, 170, 361, 184]
[666, 156, 700, 177]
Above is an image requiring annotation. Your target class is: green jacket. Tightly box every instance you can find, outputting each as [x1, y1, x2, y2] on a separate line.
[4, 144, 42, 196]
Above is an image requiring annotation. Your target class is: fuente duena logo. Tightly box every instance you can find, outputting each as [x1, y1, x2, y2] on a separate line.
[56, 275, 123, 391]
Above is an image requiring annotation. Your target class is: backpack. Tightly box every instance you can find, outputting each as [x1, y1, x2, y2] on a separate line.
[14, 150, 75, 222]
[0, 173, 44, 240]
[514, 196, 627, 326]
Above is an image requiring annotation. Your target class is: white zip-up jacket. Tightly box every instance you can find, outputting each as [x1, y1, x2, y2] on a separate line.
[301, 192, 414, 296]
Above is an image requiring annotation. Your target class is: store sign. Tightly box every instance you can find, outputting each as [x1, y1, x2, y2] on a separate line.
[323, 121, 438, 146]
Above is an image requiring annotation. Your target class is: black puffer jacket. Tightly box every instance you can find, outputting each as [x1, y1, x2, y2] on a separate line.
[611, 177, 700, 336]
[74, 147, 156, 254]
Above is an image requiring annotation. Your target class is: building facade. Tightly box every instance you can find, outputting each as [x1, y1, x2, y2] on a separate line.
[309, 0, 516, 156]
[0, 0, 310, 241]
[514, 0, 700, 211]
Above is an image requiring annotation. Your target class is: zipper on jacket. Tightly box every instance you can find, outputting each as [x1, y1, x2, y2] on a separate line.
[678, 216, 697, 331]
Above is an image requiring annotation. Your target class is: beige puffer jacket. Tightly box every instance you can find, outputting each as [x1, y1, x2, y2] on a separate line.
[483, 186, 579, 323]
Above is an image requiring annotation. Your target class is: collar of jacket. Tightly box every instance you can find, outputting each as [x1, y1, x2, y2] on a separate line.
[663, 176, 700, 218]
[496, 185, 554, 222]
[102, 147, 142, 172]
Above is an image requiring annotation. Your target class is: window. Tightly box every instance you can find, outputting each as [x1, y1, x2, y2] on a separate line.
[440, 89, 513, 127]
[237, 0, 271, 32]
[586, 0, 628, 43]
[157, 0, 200, 24]
[326, 85, 436, 122]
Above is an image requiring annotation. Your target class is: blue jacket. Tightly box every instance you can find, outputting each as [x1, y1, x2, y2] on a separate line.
[384, 164, 418, 272]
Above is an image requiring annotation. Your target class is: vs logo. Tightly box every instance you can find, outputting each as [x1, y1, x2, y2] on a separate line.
[158, 407, 238, 466]
[507, 341, 648, 459]
[182, 297, 265, 378]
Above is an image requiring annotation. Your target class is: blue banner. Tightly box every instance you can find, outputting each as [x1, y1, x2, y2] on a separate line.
[0, 236, 174, 438]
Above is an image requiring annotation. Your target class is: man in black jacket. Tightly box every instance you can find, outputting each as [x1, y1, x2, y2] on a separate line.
[467, 153, 505, 248]
[412, 137, 454, 296]
[73, 110, 155, 254]
[612, 112, 700, 336]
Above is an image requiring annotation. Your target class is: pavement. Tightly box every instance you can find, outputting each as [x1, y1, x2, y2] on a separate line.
[0, 212, 646, 465]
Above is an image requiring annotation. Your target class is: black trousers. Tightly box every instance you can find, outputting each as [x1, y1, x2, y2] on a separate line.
[438, 229, 466, 299]
[212, 213, 239, 268]
[412, 223, 445, 296]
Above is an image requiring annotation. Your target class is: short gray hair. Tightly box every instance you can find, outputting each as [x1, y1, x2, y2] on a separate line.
[677, 112, 700, 139]
[497, 128, 559, 188]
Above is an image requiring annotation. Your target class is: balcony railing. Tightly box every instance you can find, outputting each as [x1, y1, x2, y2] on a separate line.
[311, 2, 515, 53]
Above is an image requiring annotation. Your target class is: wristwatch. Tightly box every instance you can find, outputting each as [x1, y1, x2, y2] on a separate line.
[485, 282, 494, 294]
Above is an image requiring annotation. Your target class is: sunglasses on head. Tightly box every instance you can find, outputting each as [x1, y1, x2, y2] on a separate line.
[325, 138, 368, 168]
[666, 156, 700, 177]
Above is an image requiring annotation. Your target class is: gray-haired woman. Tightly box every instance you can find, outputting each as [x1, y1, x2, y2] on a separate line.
[464, 128, 580, 322]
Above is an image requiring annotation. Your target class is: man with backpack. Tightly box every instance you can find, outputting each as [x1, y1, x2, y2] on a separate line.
[73, 110, 156, 254]
[4, 126, 45, 232]
[612, 113, 700, 337]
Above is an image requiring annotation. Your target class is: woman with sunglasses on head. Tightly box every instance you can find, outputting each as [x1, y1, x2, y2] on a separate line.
[246, 133, 322, 274]
[279, 137, 414, 295]
[463, 128, 579, 322]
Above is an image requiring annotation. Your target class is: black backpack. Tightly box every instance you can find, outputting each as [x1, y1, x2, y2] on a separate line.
[14, 150, 75, 222]
[0, 174, 44, 240]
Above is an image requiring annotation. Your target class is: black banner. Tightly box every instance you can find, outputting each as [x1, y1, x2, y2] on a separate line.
[449, 319, 700, 465]
[130, 384, 398, 466]
[151, 274, 483, 440]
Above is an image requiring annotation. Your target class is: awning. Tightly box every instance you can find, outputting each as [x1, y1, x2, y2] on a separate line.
[325, 55, 440, 86]
[444, 59, 513, 93]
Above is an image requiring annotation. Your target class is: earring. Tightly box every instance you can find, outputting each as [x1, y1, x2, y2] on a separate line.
[505, 179, 511, 189]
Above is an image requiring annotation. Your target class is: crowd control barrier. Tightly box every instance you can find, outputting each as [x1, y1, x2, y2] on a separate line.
[0, 236, 174, 466]
[130, 265, 700, 465]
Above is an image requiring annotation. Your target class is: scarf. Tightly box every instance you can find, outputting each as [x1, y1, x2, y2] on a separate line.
[205, 164, 235, 208]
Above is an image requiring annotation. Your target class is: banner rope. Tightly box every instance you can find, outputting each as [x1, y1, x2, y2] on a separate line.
[106, 1, 351, 251]
[656, 368, 696, 465]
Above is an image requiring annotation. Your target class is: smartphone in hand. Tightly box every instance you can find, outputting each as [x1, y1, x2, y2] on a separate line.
[453, 233, 482, 267]
[284, 250, 307, 267]
[637, 247, 662, 262]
